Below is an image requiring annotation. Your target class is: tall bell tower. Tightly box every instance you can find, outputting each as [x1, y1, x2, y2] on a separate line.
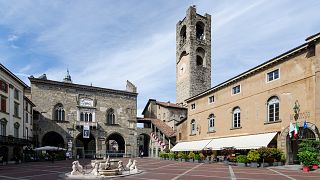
[176, 6, 212, 105]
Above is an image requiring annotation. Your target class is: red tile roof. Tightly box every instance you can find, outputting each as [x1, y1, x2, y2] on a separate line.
[156, 101, 187, 109]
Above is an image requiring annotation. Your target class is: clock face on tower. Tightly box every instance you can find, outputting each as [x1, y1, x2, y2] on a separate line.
[179, 63, 186, 76]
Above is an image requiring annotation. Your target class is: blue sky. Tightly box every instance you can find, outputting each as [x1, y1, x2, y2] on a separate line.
[1, 0, 320, 116]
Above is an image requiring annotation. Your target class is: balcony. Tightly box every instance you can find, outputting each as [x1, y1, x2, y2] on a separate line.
[75, 121, 97, 128]
[0, 135, 31, 145]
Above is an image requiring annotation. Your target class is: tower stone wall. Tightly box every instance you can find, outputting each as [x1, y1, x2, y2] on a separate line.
[176, 6, 211, 105]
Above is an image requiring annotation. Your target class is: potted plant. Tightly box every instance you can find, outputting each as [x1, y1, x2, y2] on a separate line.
[297, 150, 317, 172]
[199, 152, 206, 163]
[159, 152, 164, 160]
[312, 160, 319, 170]
[188, 152, 195, 162]
[257, 147, 270, 167]
[247, 150, 260, 168]
[182, 153, 188, 162]
[194, 153, 200, 163]
[177, 152, 184, 161]
[236, 155, 248, 167]
[168, 152, 175, 160]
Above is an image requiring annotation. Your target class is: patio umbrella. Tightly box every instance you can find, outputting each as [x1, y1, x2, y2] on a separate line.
[34, 146, 66, 151]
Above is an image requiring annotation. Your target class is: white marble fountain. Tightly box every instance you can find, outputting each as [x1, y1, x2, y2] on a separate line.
[65, 156, 141, 179]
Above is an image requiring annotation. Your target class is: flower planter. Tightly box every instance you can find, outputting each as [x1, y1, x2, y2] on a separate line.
[182, 159, 186, 162]
[250, 162, 258, 168]
[277, 162, 283, 166]
[312, 164, 319, 170]
[303, 166, 311, 172]
[260, 163, 269, 168]
[194, 160, 199, 163]
[272, 162, 278, 166]
[237, 163, 246, 167]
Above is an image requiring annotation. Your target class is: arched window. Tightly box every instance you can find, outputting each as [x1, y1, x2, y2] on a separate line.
[85, 113, 89, 122]
[80, 112, 84, 121]
[89, 113, 92, 122]
[232, 107, 241, 128]
[267, 96, 279, 122]
[196, 56, 203, 66]
[107, 108, 116, 125]
[0, 118, 7, 136]
[14, 122, 20, 138]
[208, 114, 215, 132]
[180, 25, 186, 45]
[54, 104, 65, 121]
[196, 21, 205, 40]
[191, 119, 196, 135]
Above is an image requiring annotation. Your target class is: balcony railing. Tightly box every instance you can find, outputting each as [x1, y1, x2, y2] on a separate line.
[76, 121, 97, 128]
[0, 135, 31, 145]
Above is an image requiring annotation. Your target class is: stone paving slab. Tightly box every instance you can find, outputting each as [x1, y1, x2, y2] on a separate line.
[1, 158, 320, 180]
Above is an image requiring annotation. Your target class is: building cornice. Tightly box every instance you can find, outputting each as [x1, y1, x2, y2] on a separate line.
[29, 77, 138, 97]
[186, 32, 320, 102]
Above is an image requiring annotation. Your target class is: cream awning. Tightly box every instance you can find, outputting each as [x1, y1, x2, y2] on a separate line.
[171, 139, 212, 151]
[205, 132, 278, 150]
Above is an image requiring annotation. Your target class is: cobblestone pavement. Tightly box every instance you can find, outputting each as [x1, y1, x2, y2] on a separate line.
[0, 158, 319, 180]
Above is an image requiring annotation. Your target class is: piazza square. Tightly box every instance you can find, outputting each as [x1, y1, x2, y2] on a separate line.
[1, 1, 320, 180]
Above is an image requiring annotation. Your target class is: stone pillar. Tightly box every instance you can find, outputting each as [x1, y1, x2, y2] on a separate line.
[151, 140, 154, 157]
[169, 139, 171, 149]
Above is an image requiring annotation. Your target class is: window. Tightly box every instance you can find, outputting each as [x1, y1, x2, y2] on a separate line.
[54, 104, 65, 121]
[25, 112, 28, 123]
[267, 96, 279, 122]
[0, 97, 6, 112]
[0, 119, 7, 136]
[267, 69, 279, 82]
[208, 96, 214, 103]
[25, 103, 28, 112]
[14, 102, 19, 117]
[107, 108, 116, 124]
[14, 122, 20, 138]
[25, 127, 28, 139]
[14, 89, 19, 100]
[89, 113, 92, 122]
[208, 114, 215, 132]
[191, 103, 196, 110]
[232, 107, 241, 128]
[80, 112, 84, 121]
[196, 21, 205, 40]
[232, 85, 241, 95]
[0, 80, 8, 93]
[191, 119, 196, 135]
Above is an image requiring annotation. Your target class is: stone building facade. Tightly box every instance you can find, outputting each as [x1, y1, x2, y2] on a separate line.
[174, 26, 320, 164]
[137, 99, 187, 158]
[29, 74, 138, 158]
[0, 64, 34, 163]
[176, 6, 211, 105]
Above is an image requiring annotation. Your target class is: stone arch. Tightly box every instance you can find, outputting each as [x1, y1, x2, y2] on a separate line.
[138, 133, 150, 157]
[42, 131, 65, 148]
[0, 146, 9, 162]
[196, 21, 205, 40]
[196, 47, 206, 67]
[279, 122, 319, 164]
[106, 132, 125, 155]
[75, 132, 96, 158]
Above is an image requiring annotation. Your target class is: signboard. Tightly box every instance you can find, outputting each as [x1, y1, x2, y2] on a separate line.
[83, 124, 90, 138]
[80, 98, 94, 107]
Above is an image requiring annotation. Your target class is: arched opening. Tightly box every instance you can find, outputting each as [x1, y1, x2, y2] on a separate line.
[179, 51, 187, 61]
[0, 146, 9, 162]
[196, 56, 203, 66]
[287, 127, 316, 164]
[13, 146, 21, 160]
[138, 134, 150, 157]
[106, 133, 125, 157]
[180, 25, 186, 44]
[75, 132, 96, 158]
[42, 131, 65, 147]
[196, 21, 205, 40]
